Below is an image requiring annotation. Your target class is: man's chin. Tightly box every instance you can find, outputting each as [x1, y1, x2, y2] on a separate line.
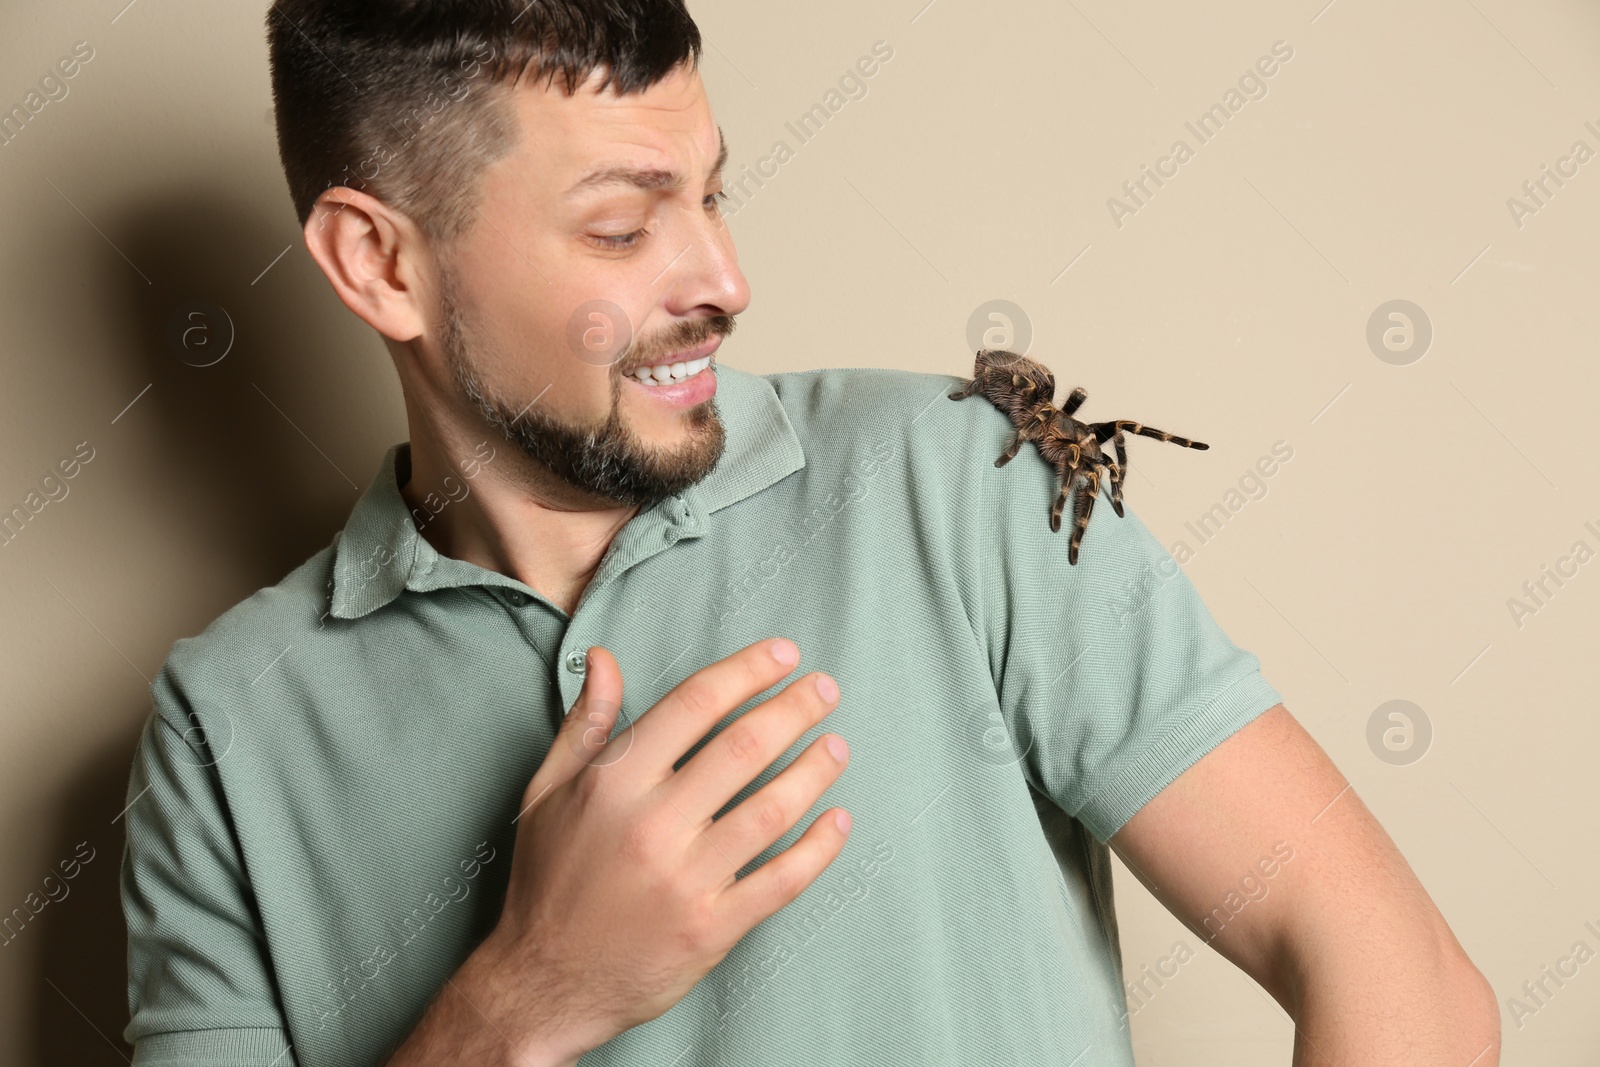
[471, 370, 727, 507]
[569, 403, 727, 506]
[620, 384, 720, 444]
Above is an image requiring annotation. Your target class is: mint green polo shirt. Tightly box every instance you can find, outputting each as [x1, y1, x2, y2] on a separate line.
[121, 362, 1284, 1067]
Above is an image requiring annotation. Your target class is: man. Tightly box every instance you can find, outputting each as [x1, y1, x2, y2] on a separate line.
[120, 2, 1499, 1065]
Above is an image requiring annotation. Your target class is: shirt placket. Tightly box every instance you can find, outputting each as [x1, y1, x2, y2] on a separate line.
[552, 490, 708, 713]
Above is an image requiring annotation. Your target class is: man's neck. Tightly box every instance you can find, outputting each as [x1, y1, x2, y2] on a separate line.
[399, 422, 641, 617]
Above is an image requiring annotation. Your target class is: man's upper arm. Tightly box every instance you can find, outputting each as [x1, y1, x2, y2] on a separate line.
[970, 443, 1286, 845]
[1108, 702, 1472, 1005]
[960, 417, 1464, 999]
[121, 668, 298, 1066]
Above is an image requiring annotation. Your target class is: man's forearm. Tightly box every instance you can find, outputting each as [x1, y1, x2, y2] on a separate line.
[1277, 935, 1500, 1066]
[383, 936, 586, 1067]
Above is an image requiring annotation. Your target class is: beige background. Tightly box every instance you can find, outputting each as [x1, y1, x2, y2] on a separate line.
[2, 0, 1597, 1063]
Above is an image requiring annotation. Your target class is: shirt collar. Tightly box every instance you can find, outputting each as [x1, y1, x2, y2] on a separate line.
[327, 362, 805, 620]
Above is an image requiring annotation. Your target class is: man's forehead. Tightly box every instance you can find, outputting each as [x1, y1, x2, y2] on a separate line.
[507, 66, 723, 190]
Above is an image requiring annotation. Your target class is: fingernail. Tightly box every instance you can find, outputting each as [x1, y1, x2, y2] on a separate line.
[770, 638, 799, 666]
[815, 674, 839, 703]
[825, 734, 849, 763]
[833, 809, 852, 833]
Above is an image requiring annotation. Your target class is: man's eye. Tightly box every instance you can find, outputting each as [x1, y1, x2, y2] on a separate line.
[592, 228, 648, 250]
[591, 193, 728, 250]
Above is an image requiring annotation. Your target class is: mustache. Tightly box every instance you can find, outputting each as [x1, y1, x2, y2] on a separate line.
[615, 315, 736, 375]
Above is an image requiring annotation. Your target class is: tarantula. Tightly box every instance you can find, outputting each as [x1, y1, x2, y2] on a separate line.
[948, 348, 1209, 564]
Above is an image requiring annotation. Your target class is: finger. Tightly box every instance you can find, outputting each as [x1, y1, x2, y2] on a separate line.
[629, 637, 801, 785]
[663, 670, 841, 826]
[692, 729, 849, 881]
[714, 806, 852, 940]
[522, 646, 624, 805]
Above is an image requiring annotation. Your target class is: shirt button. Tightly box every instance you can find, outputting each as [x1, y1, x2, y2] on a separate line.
[564, 649, 587, 674]
[504, 590, 527, 606]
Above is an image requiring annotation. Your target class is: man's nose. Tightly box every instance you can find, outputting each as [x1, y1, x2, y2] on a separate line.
[662, 210, 750, 319]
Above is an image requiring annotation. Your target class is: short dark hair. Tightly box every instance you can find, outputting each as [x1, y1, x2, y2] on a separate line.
[266, 0, 703, 246]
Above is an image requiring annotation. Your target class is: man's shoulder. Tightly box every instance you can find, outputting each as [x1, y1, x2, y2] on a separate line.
[755, 364, 1015, 464]
[151, 541, 339, 715]
[759, 364, 961, 424]
[750, 362, 1154, 576]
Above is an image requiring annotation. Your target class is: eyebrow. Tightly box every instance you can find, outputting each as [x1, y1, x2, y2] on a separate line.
[565, 126, 728, 198]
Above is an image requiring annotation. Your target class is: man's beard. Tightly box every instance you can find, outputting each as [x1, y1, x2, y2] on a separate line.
[438, 270, 729, 508]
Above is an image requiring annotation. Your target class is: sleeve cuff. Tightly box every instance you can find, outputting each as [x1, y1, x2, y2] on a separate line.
[1075, 668, 1286, 843]
[131, 1027, 295, 1067]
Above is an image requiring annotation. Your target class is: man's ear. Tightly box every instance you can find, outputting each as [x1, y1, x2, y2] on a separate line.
[302, 186, 431, 344]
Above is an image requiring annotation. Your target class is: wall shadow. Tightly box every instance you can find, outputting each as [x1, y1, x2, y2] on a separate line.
[31, 729, 142, 1066]
[26, 183, 386, 1063]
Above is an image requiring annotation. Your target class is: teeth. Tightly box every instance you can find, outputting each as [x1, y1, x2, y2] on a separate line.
[632, 355, 712, 387]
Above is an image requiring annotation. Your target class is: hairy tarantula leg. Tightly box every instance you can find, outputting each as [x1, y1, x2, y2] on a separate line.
[947, 377, 980, 401]
[1049, 471, 1074, 534]
[1061, 386, 1087, 417]
[1048, 444, 1083, 532]
[1100, 460, 1125, 519]
[994, 428, 1029, 467]
[1068, 467, 1102, 565]
[1007, 414, 1055, 467]
[1098, 419, 1209, 451]
[1108, 431, 1129, 517]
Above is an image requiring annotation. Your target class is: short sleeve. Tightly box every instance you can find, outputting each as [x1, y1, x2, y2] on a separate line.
[120, 673, 298, 1066]
[980, 460, 1285, 844]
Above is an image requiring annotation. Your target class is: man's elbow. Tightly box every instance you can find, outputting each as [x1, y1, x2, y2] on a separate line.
[1435, 939, 1501, 1064]
[1272, 919, 1502, 1064]
[1347, 928, 1500, 1063]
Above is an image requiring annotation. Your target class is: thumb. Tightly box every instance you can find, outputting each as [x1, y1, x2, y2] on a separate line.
[551, 646, 627, 779]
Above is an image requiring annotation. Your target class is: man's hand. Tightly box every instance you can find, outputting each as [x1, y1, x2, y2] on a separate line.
[1109, 703, 1500, 1066]
[384, 638, 852, 1067]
